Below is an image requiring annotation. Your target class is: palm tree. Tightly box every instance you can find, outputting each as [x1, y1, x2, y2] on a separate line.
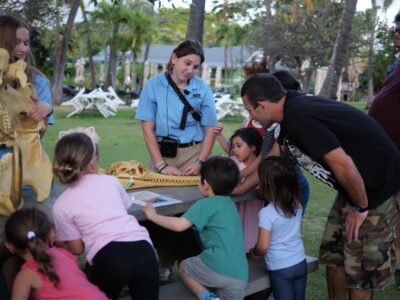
[319, 0, 358, 99]
[90, 2, 128, 88]
[80, 0, 96, 89]
[186, 0, 206, 44]
[125, 10, 154, 91]
[51, 0, 81, 105]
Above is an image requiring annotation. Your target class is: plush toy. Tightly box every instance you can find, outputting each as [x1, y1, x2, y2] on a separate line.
[0, 48, 52, 216]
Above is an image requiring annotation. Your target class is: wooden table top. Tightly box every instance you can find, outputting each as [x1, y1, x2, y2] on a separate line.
[0, 183, 257, 241]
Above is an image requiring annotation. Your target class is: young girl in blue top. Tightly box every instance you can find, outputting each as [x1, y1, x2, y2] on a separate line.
[136, 40, 217, 176]
[249, 156, 307, 300]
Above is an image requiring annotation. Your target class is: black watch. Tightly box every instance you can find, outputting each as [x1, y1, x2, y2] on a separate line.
[46, 108, 53, 117]
[354, 206, 368, 213]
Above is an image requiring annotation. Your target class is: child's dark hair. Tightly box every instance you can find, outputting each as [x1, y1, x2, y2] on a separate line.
[53, 133, 97, 185]
[200, 156, 240, 195]
[229, 127, 262, 156]
[5, 208, 60, 287]
[258, 156, 300, 217]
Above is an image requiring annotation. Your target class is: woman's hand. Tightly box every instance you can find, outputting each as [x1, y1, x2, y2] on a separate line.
[27, 96, 51, 121]
[183, 163, 201, 176]
[161, 165, 183, 176]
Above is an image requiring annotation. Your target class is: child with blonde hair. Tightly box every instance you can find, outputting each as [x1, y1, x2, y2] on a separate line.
[5, 208, 108, 300]
[52, 127, 158, 300]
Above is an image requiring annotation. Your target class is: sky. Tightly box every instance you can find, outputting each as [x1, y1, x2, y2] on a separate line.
[76, 0, 400, 25]
[158, 0, 400, 25]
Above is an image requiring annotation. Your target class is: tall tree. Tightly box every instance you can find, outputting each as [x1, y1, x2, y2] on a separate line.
[366, 0, 394, 106]
[319, 0, 358, 98]
[51, 0, 81, 105]
[366, 0, 378, 106]
[186, 0, 206, 44]
[253, 0, 342, 91]
[91, 2, 128, 88]
[124, 10, 154, 91]
[80, 0, 96, 89]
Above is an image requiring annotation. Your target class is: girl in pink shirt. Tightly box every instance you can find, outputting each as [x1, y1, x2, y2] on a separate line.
[52, 127, 158, 300]
[5, 208, 108, 300]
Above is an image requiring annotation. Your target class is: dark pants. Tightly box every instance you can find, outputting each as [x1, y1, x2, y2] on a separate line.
[142, 218, 203, 268]
[269, 259, 307, 300]
[88, 240, 159, 300]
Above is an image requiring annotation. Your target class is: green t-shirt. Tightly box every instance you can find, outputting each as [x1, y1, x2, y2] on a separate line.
[183, 195, 248, 281]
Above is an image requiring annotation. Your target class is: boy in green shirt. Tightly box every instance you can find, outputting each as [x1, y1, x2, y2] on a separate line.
[143, 156, 248, 300]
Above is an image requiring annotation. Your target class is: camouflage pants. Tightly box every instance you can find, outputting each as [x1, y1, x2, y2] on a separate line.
[319, 192, 400, 291]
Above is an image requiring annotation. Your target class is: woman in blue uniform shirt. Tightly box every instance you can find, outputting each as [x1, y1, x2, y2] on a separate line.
[136, 40, 217, 176]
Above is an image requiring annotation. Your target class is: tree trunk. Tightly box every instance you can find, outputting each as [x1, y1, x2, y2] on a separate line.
[303, 67, 314, 93]
[319, 0, 358, 99]
[139, 42, 151, 90]
[51, 0, 80, 105]
[185, 0, 206, 44]
[367, 0, 377, 107]
[105, 24, 119, 88]
[81, 2, 96, 89]
[131, 51, 137, 91]
[264, 0, 273, 72]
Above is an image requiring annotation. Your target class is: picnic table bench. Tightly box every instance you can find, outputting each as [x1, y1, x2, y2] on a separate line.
[135, 256, 318, 300]
[0, 184, 319, 299]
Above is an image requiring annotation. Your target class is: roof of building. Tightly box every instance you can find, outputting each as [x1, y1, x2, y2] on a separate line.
[90, 44, 252, 68]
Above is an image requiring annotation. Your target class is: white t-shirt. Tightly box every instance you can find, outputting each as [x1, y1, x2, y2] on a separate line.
[53, 174, 152, 264]
[258, 203, 305, 270]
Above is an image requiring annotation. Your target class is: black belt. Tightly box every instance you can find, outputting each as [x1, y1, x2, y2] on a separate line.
[159, 141, 201, 148]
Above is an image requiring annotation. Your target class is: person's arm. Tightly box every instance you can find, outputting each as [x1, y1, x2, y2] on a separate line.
[183, 126, 216, 175]
[216, 134, 230, 154]
[142, 204, 192, 232]
[248, 227, 270, 258]
[27, 95, 52, 122]
[213, 123, 230, 154]
[268, 142, 281, 156]
[321, 147, 368, 242]
[141, 121, 182, 175]
[240, 154, 261, 178]
[11, 268, 41, 300]
[232, 171, 259, 195]
[56, 239, 85, 255]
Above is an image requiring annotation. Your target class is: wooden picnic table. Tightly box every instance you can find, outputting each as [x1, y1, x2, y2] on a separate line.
[0, 183, 257, 241]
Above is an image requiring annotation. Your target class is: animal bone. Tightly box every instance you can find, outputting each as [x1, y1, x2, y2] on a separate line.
[106, 160, 200, 189]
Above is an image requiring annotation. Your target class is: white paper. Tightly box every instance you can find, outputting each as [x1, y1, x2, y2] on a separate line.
[131, 191, 182, 207]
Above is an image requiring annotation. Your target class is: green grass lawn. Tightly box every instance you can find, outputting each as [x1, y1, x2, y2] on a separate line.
[43, 104, 399, 299]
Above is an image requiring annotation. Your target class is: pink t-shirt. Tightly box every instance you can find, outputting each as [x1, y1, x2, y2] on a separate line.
[53, 174, 152, 264]
[23, 247, 108, 300]
[231, 156, 246, 171]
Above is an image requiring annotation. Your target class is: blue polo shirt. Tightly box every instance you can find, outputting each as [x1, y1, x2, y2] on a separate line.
[33, 74, 54, 125]
[136, 73, 217, 143]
